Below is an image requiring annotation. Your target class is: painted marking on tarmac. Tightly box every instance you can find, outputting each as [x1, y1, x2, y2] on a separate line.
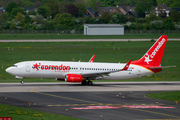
[129, 108, 180, 119]
[31, 88, 98, 104]
[71, 105, 176, 110]
[47, 104, 122, 107]
[47, 103, 164, 107]
[121, 105, 176, 109]
[71, 105, 120, 110]
[30, 87, 179, 118]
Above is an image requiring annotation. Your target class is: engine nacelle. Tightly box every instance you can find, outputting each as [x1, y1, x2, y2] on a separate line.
[65, 74, 83, 82]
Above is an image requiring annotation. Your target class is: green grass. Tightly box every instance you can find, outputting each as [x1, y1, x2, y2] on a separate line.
[0, 41, 179, 82]
[146, 91, 180, 102]
[0, 103, 81, 120]
[0, 33, 180, 39]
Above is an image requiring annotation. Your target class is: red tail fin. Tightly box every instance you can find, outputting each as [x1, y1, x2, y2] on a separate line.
[131, 35, 168, 67]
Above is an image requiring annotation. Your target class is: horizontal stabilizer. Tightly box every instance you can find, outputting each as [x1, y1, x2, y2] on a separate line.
[150, 66, 176, 70]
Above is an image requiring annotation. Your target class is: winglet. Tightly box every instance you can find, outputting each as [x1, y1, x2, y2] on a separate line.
[121, 59, 132, 71]
[89, 55, 95, 63]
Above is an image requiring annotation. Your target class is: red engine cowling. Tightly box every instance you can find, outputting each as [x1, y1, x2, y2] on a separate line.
[65, 74, 83, 82]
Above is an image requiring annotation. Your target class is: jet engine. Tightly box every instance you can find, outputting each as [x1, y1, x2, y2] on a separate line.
[65, 74, 83, 82]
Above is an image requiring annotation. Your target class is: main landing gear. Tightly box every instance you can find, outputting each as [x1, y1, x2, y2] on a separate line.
[20, 78, 24, 84]
[20, 80, 24, 84]
[81, 80, 93, 86]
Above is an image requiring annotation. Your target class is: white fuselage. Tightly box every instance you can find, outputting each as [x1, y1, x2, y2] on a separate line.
[6, 61, 153, 80]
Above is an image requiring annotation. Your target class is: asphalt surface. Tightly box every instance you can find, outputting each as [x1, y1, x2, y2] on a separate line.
[0, 82, 180, 120]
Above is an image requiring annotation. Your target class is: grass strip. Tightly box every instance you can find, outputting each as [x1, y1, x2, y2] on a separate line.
[0, 34, 180, 40]
[0, 103, 81, 120]
[146, 91, 180, 102]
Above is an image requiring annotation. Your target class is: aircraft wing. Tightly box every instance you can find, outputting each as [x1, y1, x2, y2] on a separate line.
[81, 59, 132, 78]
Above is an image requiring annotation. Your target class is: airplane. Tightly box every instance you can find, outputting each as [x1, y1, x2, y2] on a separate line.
[6, 35, 175, 85]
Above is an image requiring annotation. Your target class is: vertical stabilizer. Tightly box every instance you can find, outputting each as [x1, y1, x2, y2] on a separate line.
[131, 35, 168, 67]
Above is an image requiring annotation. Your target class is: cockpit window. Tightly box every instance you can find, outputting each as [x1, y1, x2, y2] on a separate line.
[12, 65, 18, 67]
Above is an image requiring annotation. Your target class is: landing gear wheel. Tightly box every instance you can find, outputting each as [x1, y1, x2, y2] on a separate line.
[87, 81, 93, 86]
[20, 80, 24, 84]
[81, 80, 87, 85]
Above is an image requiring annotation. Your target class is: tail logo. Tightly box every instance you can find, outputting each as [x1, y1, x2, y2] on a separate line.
[144, 54, 152, 64]
[144, 38, 166, 65]
[150, 38, 166, 58]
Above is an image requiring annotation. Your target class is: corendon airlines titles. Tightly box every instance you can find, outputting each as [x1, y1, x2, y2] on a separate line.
[33, 63, 70, 71]
[150, 38, 166, 58]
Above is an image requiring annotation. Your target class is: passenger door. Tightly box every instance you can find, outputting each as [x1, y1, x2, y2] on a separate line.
[26, 63, 30, 72]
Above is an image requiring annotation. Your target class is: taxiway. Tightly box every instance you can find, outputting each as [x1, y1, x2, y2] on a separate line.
[0, 82, 180, 120]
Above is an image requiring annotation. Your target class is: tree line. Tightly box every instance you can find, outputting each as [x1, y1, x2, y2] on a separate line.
[0, 0, 180, 31]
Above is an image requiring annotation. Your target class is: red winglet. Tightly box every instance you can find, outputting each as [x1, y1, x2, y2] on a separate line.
[121, 59, 132, 71]
[89, 55, 95, 63]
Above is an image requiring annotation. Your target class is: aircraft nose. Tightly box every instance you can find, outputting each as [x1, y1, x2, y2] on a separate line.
[6, 67, 12, 74]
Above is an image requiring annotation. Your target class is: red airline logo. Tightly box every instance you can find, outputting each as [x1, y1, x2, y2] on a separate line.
[144, 54, 152, 64]
[33, 63, 41, 70]
[33, 63, 70, 71]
